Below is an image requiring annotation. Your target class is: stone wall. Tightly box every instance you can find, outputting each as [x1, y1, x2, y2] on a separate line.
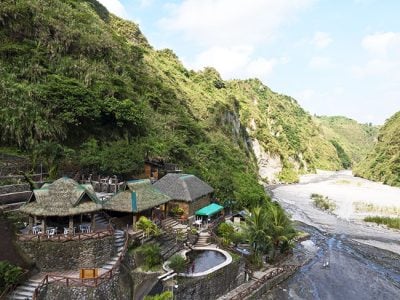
[0, 184, 30, 194]
[188, 196, 211, 216]
[246, 267, 298, 299]
[174, 257, 245, 300]
[39, 261, 134, 300]
[18, 236, 115, 271]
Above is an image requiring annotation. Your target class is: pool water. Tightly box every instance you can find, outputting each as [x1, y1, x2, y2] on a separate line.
[185, 250, 226, 274]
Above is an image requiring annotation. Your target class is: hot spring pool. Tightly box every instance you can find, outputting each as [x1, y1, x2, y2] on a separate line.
[185, 250, 226, 274]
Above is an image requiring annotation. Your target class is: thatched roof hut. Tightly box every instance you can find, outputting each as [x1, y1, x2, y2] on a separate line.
[103, 179, 171, 213]
[153, 174, 214, 202]
[20, 177, 101, 217]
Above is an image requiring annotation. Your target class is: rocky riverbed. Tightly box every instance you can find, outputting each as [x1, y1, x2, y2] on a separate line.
[264, 171, 400, 300]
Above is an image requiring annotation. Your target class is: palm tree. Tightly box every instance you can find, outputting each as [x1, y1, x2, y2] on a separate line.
[243, 203, 295, 263]
[242, 206, 272, 256]
[265, 203, 296, 260]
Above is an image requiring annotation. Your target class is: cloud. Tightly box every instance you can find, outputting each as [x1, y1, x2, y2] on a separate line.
[159, 0, 314, 47]
[308, 56, 335, 69]
[353, 32, 400, 78]
[311, 31, 333, 49]
[187, 46, 279, 79]
[362, 32, 400, 56]
[97, 0, 128, 18]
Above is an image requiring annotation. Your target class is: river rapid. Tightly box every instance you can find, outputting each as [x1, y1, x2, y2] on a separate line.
[264, 171, 400, 300]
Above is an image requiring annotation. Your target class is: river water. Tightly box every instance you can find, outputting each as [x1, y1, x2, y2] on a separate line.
[264, 171, 400, 300]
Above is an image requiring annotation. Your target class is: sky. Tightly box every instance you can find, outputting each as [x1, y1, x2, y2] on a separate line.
[98, 0, 400, 125]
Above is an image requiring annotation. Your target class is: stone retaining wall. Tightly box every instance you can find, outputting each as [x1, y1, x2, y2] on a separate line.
[38, 261, 134, 300]
[17, 236, 115, 271]
[246, 267, 298, 299]
[174, 257, 245, 300]
[0, 184, 30, 195]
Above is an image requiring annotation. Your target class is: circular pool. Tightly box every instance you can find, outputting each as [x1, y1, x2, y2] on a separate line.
[180, 247, 232, 277]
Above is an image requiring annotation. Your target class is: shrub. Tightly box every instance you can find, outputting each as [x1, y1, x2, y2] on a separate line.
[217, 222, 235, 246]
[135, 244, 162, 270]
[136, 216, 160, 237]
[168, 254, 186, 273]
[310, 194, 336, 212]
[0, 261, 23, 292]
[144, 291, 173, 300]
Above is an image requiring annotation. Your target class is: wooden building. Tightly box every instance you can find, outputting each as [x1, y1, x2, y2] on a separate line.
[153, 173, 214, 219]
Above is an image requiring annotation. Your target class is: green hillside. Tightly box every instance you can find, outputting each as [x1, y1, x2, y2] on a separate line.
[317, 116, 378, 168]
[354, 112, 400, 186]
[0, 0, 359, 204]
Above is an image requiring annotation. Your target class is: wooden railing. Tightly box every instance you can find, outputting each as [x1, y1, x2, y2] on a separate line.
[32, 230, 129, 300]
[17, 227, 114, 242]
[230, 265, 299, 300]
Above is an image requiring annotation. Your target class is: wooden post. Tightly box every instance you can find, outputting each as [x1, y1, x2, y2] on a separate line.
[28, 215, 33, 234]
[91, 212, 95, 232]
[132, 214, 137, 231]
[41, 217, 46, 234]
[69, 215, 74, 232]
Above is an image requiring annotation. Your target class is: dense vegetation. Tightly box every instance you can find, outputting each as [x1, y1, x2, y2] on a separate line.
[0, 0, 375, 205]
[355, 111, 400, 186]
[364, 216, 400, 230]
[317, 116, 378, 168]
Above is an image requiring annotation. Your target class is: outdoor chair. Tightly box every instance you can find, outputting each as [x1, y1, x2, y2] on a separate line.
[46, 228, 56, 238]
[32, 226, 42, 235]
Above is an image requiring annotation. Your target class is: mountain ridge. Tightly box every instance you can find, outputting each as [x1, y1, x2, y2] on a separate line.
[0, 0, 377, 204]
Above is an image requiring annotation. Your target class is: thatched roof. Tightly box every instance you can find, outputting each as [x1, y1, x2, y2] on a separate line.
[153, 174, 214, 202]
[103, 179, 171, 213]
[20, 177, 101, 217]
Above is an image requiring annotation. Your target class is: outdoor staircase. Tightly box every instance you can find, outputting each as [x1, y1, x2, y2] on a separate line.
[161, 217, 180, 230]
[8, 230, 127, 300]
[194, 232, 211, 247]
[8, 278, 42, 300]
[101, 230, 125, 271]
[94, 213, 109, 228]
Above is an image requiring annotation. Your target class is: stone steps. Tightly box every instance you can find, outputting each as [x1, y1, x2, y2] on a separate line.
[9, 279, 42, 300]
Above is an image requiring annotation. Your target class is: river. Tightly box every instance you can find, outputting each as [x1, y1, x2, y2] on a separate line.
[264, 171, 400, 300]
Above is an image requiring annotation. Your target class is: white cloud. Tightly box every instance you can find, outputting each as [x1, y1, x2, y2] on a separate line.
[311, 31, 333, 49]
[97, 0, 128, 18]
[188, 46, 278, 79]
[308, 56, 334, 69]
[159, 0, 314, 47]
[362, 32, 400, 56]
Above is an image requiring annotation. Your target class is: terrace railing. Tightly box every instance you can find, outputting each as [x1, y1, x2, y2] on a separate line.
[16, 227, 114, 242]
[32, 230, 129, 300]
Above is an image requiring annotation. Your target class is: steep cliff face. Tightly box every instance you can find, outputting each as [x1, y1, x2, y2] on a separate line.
[0, 0, 371, 202]
[354, 111, 400, 187]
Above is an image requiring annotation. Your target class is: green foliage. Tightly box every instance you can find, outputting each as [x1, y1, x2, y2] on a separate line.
[136, 216, 160, 238]
[0, 261, 23, 292]
[364, 216, 400, 229]
[144, 291, 173, 300]
[217, 222, 235, 246]
[310, 194, 336, 212]
[355, 111, 400, 187]
[243, 202, 295, 263]
[168, 254, 187, 273]
[318, 116, 378, 165]
[135, 243, 162, 270]
[330, 140, 351, 169]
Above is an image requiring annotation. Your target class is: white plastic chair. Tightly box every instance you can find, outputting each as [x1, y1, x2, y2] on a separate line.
[47, 228, 56, 238]
[32, 226, 42, 235]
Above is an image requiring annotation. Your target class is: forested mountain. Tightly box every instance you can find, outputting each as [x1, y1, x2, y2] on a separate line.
[0, 0, 376, 204]
[317, 116, 378, 168]
[355, 112, 400, 187]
